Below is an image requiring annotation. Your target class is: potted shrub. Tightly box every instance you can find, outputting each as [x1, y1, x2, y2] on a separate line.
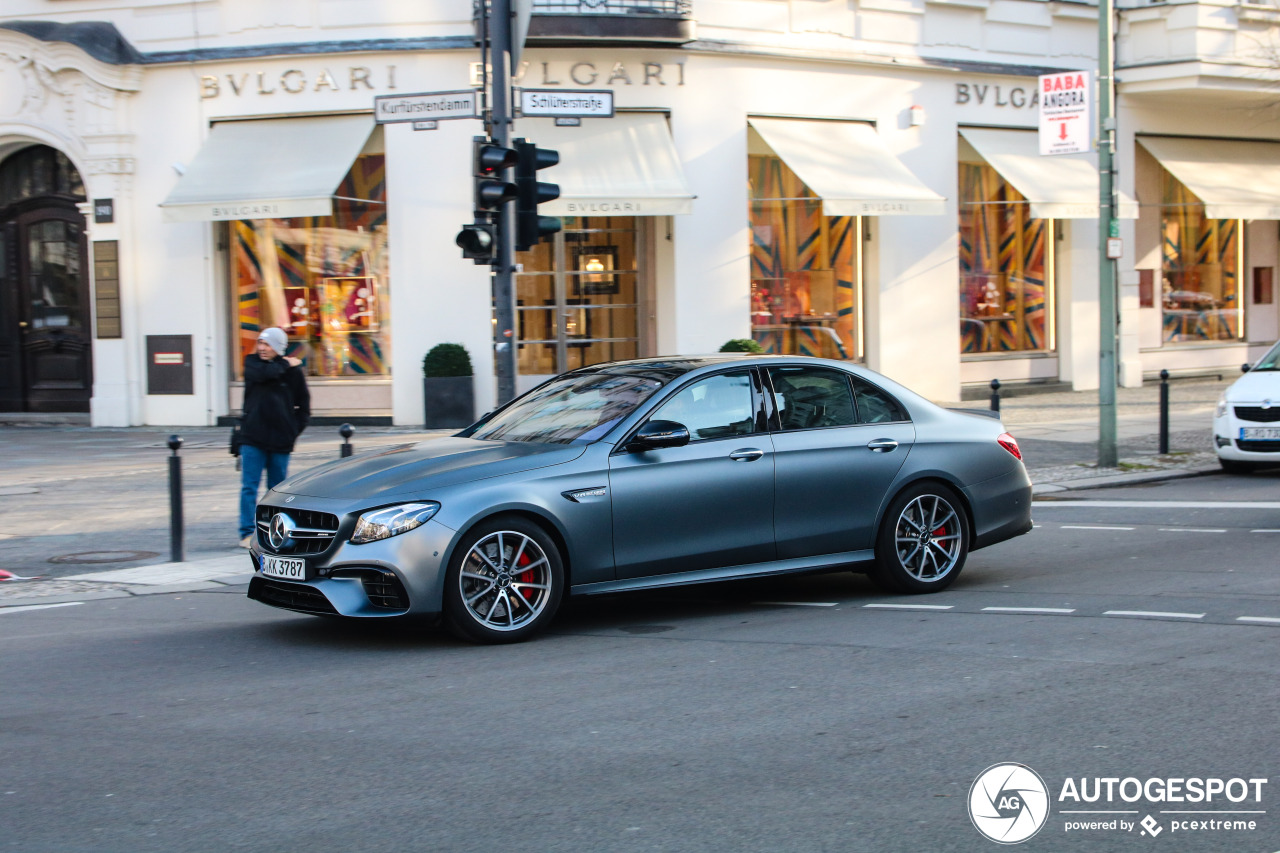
[422, 343, 475, 429]
[719, 338, 764, 353]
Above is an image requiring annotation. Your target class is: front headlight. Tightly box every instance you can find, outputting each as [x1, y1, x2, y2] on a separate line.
[1216, 394, 1228, 419]
[351, 502, 441, 544]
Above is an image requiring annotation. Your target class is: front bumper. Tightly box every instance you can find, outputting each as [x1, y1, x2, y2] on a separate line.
[247, 517, 457, 618]
[1213, 414, 1280, 463]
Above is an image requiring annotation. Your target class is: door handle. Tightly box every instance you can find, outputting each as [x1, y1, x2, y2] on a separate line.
[867, 438, 899, 453]
[729, 448, 765, 462]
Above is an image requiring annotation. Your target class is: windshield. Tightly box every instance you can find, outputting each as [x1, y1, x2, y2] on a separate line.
[465, 373, 665, 445]
[1253, 341, 1280, 371]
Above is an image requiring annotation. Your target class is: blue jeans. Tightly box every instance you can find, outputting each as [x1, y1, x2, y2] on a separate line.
[239, 444, 290, 537]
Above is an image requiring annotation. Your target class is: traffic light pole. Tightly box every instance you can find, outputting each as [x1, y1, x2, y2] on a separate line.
[489, 0, 518, 406]
[1097, 0, 1118, 467]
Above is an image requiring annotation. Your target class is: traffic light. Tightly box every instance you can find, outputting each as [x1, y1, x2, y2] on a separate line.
[455, 223, 496, 261]
[513, 138, 561, 251]
[457, 137, 517, 264]
[472, 137, 518, 214]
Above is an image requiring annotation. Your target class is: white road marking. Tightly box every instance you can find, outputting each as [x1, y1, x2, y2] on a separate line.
[755, 601, 838, 607]
[1034, 500, 1280, 509]
[863, 603, 953, 611]
[1157, 528, 1227, 533]
[1060, 525, 1136, 531]
[982, 606, 1077, 614]
[1104, 610, 1204, 620]
[1250, 529, 1280, 534]
[1236, 616, 1280, 625]
[0, 602, 84, 615]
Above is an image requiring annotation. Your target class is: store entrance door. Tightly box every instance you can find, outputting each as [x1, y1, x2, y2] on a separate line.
[0, 144, 92, 413]
[0, 206, 92, 412]
[513, 216, 649, 391]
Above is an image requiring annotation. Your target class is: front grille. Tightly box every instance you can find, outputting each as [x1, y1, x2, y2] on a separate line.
[256, 506, 341, 556]
[249, 578, 337, 615]
[333, 569, 410, 611]
[1236, 439, 1280, 453]
[1234, 406, 1280, 423]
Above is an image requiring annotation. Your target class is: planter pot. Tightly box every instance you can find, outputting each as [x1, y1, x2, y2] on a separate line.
[423, 376, 475, 429]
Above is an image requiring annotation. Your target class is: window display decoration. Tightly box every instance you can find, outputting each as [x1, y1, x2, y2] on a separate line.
[1160, 171, 1241, 343]
[232, 154, 389, 378]
[959, 163, 1049, 354]
[749, 154, 858, 361]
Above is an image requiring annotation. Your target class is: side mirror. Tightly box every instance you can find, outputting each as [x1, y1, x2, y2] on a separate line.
[628, 419, 691, 452]
[1243, 363, 1252, 374]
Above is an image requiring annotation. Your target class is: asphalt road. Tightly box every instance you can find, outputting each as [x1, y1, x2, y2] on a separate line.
[2, 474, 1278, 853]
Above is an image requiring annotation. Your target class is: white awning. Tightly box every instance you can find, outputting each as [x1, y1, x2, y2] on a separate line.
[1138, 136, 1280, 220]
[516, 113, 694, 216]
[748, 117, 945, 216]
[960, 127, 1138, 219]
[160, 115, 375, 222]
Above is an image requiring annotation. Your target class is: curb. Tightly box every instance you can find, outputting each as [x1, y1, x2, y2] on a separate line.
[1031, 464, 1219, 495]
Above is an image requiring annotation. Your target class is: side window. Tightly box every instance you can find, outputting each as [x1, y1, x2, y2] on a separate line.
[851, 377, 909, 424]
[653, 372, 756, 441]
[768, 367, 857, 431]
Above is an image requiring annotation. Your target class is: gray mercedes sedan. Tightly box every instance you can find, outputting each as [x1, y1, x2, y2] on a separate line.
[248, 355, 1032, 643]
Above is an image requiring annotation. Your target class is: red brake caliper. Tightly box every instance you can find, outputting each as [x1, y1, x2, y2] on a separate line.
[515, 549, 535, 590]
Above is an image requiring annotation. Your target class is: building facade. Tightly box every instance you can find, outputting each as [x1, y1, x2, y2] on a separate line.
[1, 0, 1277, 426]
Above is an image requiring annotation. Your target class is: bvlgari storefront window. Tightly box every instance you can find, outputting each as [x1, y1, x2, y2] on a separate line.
[513, 217, 641, 380]
[959, 162, 1053, 355]
[1159, 167, 1242, 344]
[230, 154, 389, 377]
[748, 151, 862, 361]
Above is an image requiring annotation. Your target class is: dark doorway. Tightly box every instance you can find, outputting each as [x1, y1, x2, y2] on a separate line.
[0, 145, 92, 413]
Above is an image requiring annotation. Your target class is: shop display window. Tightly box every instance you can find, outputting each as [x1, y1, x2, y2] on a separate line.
[748, 153, 861, 361]
[513, 217, 641, 378]
[1159, 169, 1242, 343]
[230, 154, 389, 378]
[958, 163, 1052, 355]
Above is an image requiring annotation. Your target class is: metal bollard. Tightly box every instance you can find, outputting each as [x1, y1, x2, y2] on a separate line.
[989, 378, 1001, 413]
[339, 423, 355, 458]
[168, 435, 185, 563]
[1158, 369, 1170, 455]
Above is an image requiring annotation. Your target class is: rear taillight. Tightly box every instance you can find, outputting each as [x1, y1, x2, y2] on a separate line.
[997, 432, 1022, 460]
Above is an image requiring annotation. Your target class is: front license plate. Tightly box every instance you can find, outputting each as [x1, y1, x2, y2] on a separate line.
[260, 554, 306, 580]
[1241, 427, 1280, 440]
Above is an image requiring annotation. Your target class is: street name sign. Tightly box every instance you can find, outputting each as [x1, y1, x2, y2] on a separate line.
[374, 90, 478, 124]
[519, 89, 615, 119]
[1038, 71, 1091, 155]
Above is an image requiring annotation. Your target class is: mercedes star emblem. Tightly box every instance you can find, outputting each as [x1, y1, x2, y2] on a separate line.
[268, 512, 296, 550]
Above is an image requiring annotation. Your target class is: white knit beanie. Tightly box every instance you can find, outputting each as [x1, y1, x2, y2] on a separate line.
[257, 327, 288, 356]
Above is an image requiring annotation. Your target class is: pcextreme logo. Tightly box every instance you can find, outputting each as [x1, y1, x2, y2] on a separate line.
[968, 763, 1270, 845]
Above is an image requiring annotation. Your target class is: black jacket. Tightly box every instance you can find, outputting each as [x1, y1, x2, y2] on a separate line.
[240, 354, 310, 454]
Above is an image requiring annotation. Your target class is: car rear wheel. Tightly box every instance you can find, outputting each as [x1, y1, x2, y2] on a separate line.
[443, 516, 564, 644]
[870, 483, 969, 594]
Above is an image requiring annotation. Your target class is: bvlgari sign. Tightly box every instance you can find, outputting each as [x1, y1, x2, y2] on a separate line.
[200, 65, 399, 99]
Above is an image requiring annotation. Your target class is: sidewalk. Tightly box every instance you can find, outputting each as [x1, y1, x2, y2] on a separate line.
[0, 376, 1232, 606]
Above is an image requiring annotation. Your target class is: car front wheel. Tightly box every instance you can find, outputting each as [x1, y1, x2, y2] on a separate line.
[1219, 458, 1257, 475]
[443, 517, 564, 644]
[870, 483, 970, 594]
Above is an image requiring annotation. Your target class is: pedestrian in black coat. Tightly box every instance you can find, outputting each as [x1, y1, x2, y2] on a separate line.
[238, 327, 310, 546]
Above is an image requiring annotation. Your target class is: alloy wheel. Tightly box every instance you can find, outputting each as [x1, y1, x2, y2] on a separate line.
[892, 493, 963, 582]
[457, 530, 554, 632]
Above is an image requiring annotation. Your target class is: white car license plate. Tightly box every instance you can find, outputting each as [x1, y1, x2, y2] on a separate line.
[260, 555, 306, 580]
[1240, 427, 1280, 440]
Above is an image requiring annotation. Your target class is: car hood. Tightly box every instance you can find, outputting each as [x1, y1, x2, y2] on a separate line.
[1227, 371, 1280, 402]
[276, 437, 587, 501]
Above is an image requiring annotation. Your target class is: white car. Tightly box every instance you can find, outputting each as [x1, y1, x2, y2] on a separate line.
[1214, 340, 1280, 473]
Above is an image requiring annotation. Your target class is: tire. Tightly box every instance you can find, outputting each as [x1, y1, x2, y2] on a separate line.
[870, 483, 970, 594]
[442, 516, 564, 644]
[1219, 458, 1256, 475]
